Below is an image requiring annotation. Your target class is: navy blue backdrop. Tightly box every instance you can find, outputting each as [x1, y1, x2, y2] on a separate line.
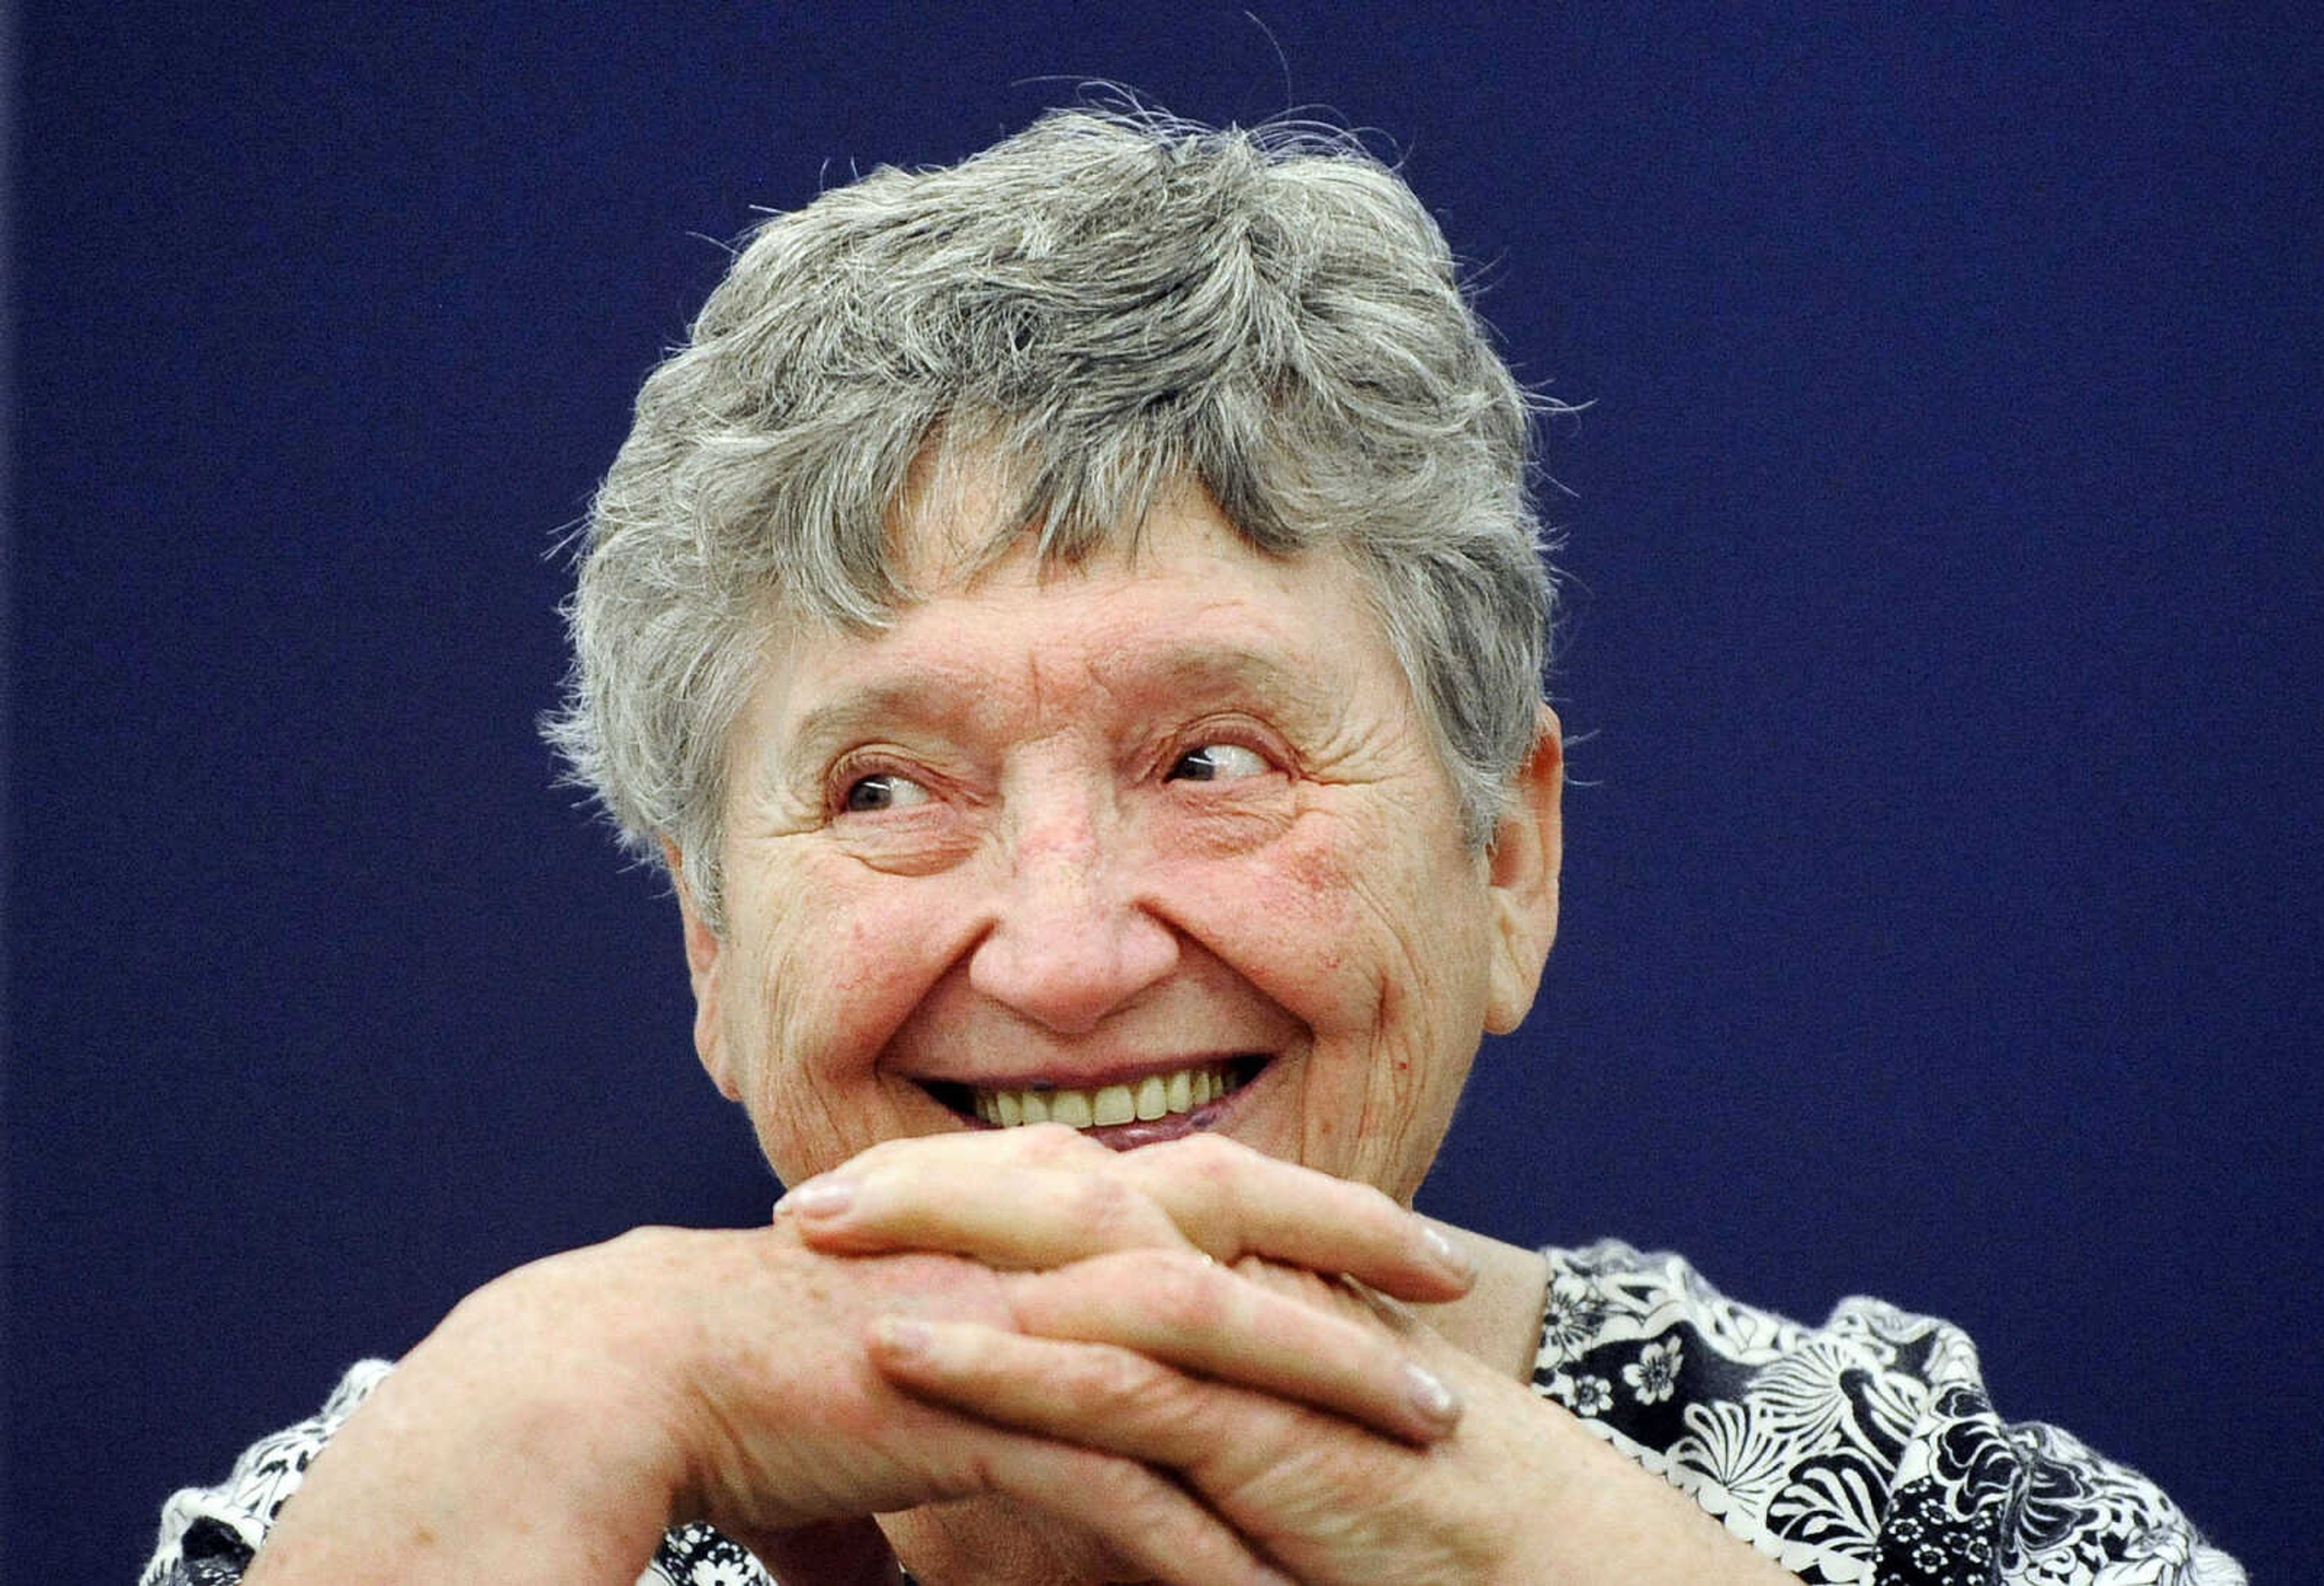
[7, 6, 2318, 1582]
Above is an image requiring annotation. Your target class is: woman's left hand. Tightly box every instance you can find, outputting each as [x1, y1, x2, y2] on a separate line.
[875, 1267, 1549, 1582]
[787, 1126, 1794, 1584]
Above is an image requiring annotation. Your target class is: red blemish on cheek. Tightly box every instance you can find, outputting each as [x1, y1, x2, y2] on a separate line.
[830, 917, 891, 999]
[1269, 828, 1361, 940]
[1284, 833, 1353, 894]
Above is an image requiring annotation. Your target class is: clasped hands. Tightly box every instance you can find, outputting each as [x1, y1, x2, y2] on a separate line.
[752, 1124, 1520, 1584]
[252, 1127, 1776, 1586]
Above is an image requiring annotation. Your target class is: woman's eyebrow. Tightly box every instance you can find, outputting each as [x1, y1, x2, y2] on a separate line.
[781, 640, 1334, 752]
[783, 680, 970, 756]
[1109, 643, 1338, 724]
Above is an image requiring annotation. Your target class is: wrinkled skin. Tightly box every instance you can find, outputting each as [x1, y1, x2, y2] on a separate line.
[681, 476, 1561, 1208]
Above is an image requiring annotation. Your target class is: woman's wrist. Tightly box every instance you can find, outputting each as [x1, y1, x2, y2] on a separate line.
[245, 1253, 699, 1584]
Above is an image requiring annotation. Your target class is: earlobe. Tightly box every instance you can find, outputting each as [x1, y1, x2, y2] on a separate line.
[1483, 705, 1564, 1034]
[663, 839, 741, 1102]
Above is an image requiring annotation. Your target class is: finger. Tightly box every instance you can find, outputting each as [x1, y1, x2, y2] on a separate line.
[1001, 1249, 1462, 1443]
[783, 1155, 1199, 1267]
[947, 1421, 1298, 1586]
[876, 1322, 1508, 1586]
[784, 1128, 1475, 1302]
[870, 1313, 1318, 1476]
[1118, 1135, 1479, 1302]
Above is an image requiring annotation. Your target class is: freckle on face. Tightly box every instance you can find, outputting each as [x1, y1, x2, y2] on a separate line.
[1287, 837, 1349, 895]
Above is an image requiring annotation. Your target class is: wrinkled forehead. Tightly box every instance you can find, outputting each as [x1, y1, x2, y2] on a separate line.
[734, 468, 1407, 773]
[736, 435, 1401, 774]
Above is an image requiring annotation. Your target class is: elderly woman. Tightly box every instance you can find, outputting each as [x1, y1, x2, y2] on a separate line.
[145, 110, 2236, 1586]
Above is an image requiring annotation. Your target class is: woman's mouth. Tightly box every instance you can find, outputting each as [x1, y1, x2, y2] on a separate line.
[922, 1056, 1269, 1146]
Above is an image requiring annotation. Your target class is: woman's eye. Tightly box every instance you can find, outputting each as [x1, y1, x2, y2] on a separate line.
[1169, 743, 1271, 782]
[841, 772, 933, 813]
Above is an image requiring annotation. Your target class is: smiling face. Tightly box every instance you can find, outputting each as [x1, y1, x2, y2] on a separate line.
[675, 476, 1563, 1203]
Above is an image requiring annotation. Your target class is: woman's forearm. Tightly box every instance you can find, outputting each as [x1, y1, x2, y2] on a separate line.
[243, 1265, 692, 1585]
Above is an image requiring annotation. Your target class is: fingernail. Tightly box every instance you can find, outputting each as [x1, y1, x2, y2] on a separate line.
[779, 1175, 856, 1218]
[873, 1315, 932, 1358]
[1403, 1362, 1462, 1428]
[1420, 1224, 1479, 1284]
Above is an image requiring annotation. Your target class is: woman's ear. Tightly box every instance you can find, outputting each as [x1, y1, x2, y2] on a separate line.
[662, 839, 741, 1101]
[1483, 704, 1564, 1034]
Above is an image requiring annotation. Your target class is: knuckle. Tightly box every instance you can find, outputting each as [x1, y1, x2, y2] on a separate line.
[1131, 1133, 1244, 1232]
[1146, 1250, 1232, 1331]
[1066, 1172, 1146, 1240]
[1075, 1454, 1196, 1532]
[1165, 1129, 1247, 1182]
[1067, 1345, 1159, 1410]
[1229, 1250, 1328, 1307]
[1016, 1121, 1094, 1164]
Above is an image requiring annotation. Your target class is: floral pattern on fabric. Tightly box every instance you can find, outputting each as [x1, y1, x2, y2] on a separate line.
[142, 1244, 2244, 1585]
[1531, 1241, 2244, 1585]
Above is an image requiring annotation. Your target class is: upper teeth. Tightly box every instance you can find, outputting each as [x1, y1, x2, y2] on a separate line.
[973, 1063, 1239, 1129]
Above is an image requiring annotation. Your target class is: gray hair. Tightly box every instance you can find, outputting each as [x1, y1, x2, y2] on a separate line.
[546, 106, 1559, 929]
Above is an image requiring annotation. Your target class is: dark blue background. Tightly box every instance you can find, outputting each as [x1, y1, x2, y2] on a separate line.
[8, 6, 2317, 1582]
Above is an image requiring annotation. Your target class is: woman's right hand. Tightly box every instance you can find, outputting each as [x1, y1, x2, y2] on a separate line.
[240, 1219, 1300, 1586]
[240, 1126, 1485, 1586]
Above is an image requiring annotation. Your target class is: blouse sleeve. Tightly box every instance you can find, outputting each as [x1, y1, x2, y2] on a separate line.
[139, 1360, 395, 1586]
[1530, 1240, 2245, 1586]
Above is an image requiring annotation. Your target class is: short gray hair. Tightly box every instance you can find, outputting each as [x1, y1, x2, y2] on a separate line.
[546, 106, 1560, 929]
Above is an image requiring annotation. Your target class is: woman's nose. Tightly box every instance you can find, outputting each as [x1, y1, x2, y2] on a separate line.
[966, 798, 1178, 1035]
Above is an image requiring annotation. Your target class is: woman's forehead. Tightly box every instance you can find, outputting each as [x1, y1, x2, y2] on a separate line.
[744, 492, 1407, 755]
[780, 631, 1357, 753]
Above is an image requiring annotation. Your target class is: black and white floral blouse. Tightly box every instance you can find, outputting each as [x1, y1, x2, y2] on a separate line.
[142, 1240, 2244, 1585]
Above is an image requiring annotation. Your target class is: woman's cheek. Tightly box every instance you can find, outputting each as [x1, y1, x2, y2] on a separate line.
[1215, 818, 1379, 1008]
[723, 914, 877, 1110]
